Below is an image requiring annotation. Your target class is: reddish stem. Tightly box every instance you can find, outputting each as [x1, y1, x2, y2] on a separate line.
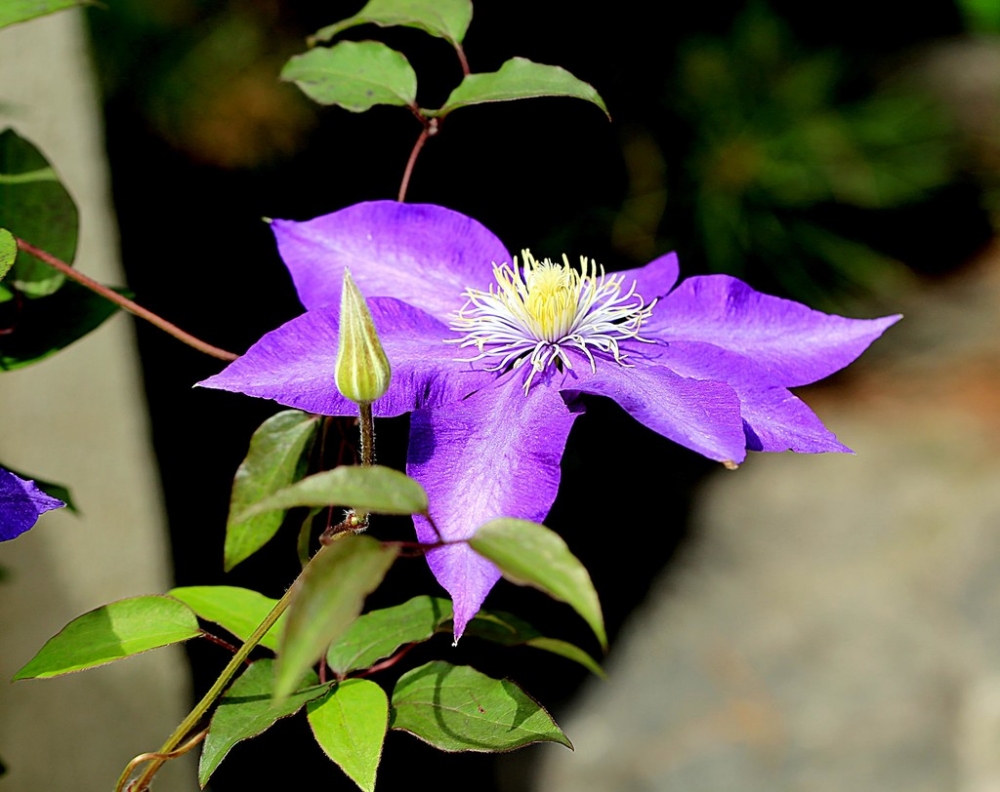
[353, 642, 417, 678]
[15, 237, 239, 362]
[199, 630, 241, 656]
[397, 117, 438, 203]
[455, 44, 470, 76]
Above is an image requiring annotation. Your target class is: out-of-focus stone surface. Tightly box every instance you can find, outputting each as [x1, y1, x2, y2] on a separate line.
[534, 248, 1000, 792]
[0, 11, 194, 791]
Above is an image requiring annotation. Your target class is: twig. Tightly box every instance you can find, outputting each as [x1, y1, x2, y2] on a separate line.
[15, 237, 239, 362]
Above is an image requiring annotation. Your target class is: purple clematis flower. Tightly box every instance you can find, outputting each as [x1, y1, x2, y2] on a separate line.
[0, 467, 65, 541]
[201, 201, 898, 637]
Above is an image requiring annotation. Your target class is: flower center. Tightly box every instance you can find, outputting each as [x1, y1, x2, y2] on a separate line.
[449, 250, 655, 391]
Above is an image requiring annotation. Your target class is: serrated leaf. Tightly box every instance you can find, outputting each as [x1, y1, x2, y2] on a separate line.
[327, 595, 451, 676]
[13, 596, 201, 679]
[390, 661, 572, 752]
[0, 280, 124, 371]
[225, 410, 320, 571]
[0, 228, 14, 281]
[168, 586, 285, 653]
[310, 0, 472, 47]
[430, 57, 609, 119]
[468, 518, 606, 651]
[281, 41, 417, 112]
[0, 129, 78, 297]
[0, 0, 83, 29]
[275, 535, 398, 702]
[238, 465, 427, 522]
[199, 659, 327, 786]
[308, 679, 388, 792]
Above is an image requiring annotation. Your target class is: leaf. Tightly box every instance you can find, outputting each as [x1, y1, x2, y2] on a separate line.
[0, 228, 14, 281]
[238, 465, 427, 522]
[308, 679, 388, 792]
[462, 610, 605, 678]
[13, 596, 201, 679]
[0, 129, 78, 297]
[430, 57, 609, 119]
[468, 518, 607, 651]
[275, 535, 398, 702]
[521, 637, 605, 679]
[0, 280, 124, 371]
[390, 661, 572, 752]
[0, 0, 84, 29]
[0, 460, 78, 513]
[199, 659, 328, 786]
[326, 595, 604, 678]
[327, 595, 452, 676]
[224, 410, 320, 571]
[281, 41, 417, 112]
[310, 0, 473, 48]
[168, 586, 285, 653]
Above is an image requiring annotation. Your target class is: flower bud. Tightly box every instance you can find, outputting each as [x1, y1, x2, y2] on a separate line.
[335, 269, 392, 405]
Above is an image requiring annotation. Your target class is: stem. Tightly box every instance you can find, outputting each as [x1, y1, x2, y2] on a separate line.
[454, 44, 470, 76]
[359, 403, 375, 467]
[15, 237, 239, 362]
[118, 582, 298, 792]
[397, 118, 438, 202]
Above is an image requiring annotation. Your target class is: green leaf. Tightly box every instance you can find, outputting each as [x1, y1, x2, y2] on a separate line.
[199, 659, 328, 786]
[462, 610, 605, 678]
[958, 0, 1000, 32]
[13, 596, 201, 679]
[0, 280, 124, 371]
[224, 410, 320, 571]
[0, 460, 78, 513]
[308, 679, 388, 792]
[0, 129, 78, 297]
[310, 0, 473, 48]
[430, 57, 609, 120]
[390, 661, 572, 752]
[326, 595, 604, 678]
[168, 586, 285, 653]
[327, 595, 451, 676]
[521, 637, 605, 679]
[281, 41, 417, 112]
[238, 464, 427, 522]
[275, 535, 398, 702]
[0, 228, 14, 281]
[468, 518, 606, 651]
[0, 0, 83, 29]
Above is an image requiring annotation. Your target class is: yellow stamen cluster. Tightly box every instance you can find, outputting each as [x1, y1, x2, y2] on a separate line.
[450, 250, 654, 391]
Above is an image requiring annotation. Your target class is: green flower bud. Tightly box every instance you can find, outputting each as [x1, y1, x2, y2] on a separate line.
[335, 269, 392, 405]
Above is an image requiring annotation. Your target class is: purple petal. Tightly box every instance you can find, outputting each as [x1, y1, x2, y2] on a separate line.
[407, 376, 582, 638]
[627, 342, 849, 454]
[0, 469, 64, 541]
[738, 387, 851, 454]
[647, 275, 901, 387]
[561, 352, 747, 464]
[273, 201, 512, 322]
[198, 298, 494, 417]
[616, 251, 679, 301]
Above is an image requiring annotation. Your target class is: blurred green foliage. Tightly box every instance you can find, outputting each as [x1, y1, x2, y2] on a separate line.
[613, 4, 957, 307]
[89, 0, 314, 168]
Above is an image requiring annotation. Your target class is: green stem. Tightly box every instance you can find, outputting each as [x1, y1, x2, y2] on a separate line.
[118, 582, 298, 792]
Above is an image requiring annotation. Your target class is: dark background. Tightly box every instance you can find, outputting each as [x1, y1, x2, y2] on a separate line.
[85, 1, 988, 788]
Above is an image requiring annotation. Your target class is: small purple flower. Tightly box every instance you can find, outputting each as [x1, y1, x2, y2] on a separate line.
[0, 468, 65, 541]
[201, 201, 898, 636]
